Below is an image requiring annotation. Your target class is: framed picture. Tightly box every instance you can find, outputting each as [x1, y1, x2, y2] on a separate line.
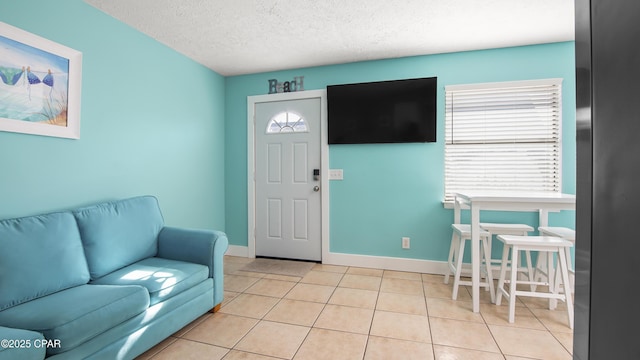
[0, 22, 82, 139]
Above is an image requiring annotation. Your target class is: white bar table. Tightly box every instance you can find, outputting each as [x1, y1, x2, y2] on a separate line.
[453, 191, 576, 312]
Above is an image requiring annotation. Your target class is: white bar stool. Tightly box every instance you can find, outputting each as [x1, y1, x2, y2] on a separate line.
[495, 235, 574, 329]
[444, 224, 495, 302]
[479, 223, 535, 278]
[537, 226, 576, 291]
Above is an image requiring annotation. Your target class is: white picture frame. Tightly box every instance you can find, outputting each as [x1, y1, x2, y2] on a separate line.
[0, 22, 82, 139]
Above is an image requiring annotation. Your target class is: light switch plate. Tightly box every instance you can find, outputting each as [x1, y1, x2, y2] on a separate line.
[329, 169, 343, 180]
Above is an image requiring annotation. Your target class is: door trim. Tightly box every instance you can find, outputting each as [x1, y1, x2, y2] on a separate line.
[247, 89, 329, 261]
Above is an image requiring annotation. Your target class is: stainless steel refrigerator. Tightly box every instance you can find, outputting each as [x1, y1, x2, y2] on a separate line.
[575, 0, 640, 358]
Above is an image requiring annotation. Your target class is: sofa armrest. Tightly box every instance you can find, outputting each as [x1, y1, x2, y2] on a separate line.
[0, 326, 46, 360]
[157, 227, 229, 306]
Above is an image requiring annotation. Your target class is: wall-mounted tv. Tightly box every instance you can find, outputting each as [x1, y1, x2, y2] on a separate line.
[327, 77, 437, 144]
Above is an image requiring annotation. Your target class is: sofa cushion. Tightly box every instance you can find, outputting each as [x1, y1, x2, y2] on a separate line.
[90, 257, 209, 305]
[0, 212, 90, 311]
[0, 284, 149, 356]
[73, 196, 164, 279]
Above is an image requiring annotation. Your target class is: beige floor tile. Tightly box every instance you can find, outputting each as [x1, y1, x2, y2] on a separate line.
[223, 350, 281, 359]
[383, 270, 423, 281]
[235, 321, 310, 359]
[376, 292, 427, 315]
[136, 336, 177, 360]
[148, 258, 578, 360]
[225, 256, 255, 265]
[233, 271, 267, 278]
[172, 313, 212, 337]
[300, 270, 344, 286]
[463, 285, 502, 304]
[225, 274, 261, 292]
[294, 328, 367, 360]
[380, 277, 424, 295]
[430, 317, 500, 353]
[529, 308, 573, 333]
[264, 299, 325, 326]
[312, 264, 348, 273]
[370, 310, 431, 343]
[284, 283, 335, 303]
[224, 263, 247, 275]
[245, 278, 297, 298]
[479, 303, 545, 330]
[552, 331, 574, 355]
[264, 273, 302, 282]
[427, 298, 484, 322]
[222, 291, 240, 308]
[365, 336, 434, 360]
[339, 274, 382, 291]
[182, 313, 258, 348]
[422, 273, 447, 284]
[489, 324, 572, 360]
[219, 293, 280, 319]
[314, 304, 374, 334]
[347, 267, 384, 277]
[151, 339, 228, 360]
[424, 282, 471, 301]
[433, 345, 504, 360]
[328, 287, 378, 309]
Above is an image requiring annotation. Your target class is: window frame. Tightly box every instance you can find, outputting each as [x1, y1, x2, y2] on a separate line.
[443, 78, 563, 206]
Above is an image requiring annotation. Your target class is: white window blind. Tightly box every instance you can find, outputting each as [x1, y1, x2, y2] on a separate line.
[444, 79, 562, 202]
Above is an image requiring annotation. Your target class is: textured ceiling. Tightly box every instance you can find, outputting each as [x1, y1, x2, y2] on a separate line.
[84, 0, 575, 76]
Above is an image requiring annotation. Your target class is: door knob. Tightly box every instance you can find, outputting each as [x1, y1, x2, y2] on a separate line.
[313, 186, 320, 192]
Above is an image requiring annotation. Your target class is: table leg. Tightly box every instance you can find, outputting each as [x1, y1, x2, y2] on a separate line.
[471, 205, 481, 312]
[454, 197, 461, 224]
[539, 209, 549, 227]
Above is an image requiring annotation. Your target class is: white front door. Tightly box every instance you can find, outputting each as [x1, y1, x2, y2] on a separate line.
[253, 97, 322, 261]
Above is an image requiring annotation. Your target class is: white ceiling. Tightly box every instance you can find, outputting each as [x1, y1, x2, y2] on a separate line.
[84, 0, 575, 76]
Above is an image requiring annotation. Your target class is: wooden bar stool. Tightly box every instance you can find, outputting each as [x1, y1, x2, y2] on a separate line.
[537, 226, 576, 291]
[444, 224, 494, 302]
[479, 223, 535, 279]
[495, 235, 574, 329]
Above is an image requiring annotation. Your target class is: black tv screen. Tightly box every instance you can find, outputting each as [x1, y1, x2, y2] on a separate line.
[327, 77, 437, 144]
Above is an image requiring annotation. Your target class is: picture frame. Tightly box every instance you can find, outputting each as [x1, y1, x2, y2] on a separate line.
[0, 22, 82, 139]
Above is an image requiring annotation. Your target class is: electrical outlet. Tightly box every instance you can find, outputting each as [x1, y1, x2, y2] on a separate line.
[402, 237, 410, 249]
[328, 169, 343, 180]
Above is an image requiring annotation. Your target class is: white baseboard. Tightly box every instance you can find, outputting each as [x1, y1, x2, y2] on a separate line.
[224, 245, 448, 275]
[225, 245, 249, 258]
[323, 252, 448, 275]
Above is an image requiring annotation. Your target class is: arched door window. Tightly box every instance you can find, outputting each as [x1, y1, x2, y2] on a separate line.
[266, 111, 308, 134]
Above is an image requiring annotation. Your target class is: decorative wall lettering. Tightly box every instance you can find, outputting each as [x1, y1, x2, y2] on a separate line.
[268, 76, 304, 94]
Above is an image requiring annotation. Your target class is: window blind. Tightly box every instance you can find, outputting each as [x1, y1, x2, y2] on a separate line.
[444, 79, 562, 202]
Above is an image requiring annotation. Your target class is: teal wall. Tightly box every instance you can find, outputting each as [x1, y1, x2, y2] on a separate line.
[0, 0, 226, 230]
[0, 1, 575, 261]
[225, 42, 576, 261]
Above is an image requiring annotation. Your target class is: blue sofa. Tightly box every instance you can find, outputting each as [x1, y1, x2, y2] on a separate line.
[0, 196, 228, 359]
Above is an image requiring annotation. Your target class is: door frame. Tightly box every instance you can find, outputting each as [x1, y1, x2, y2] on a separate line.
[247, 89, 329, 260]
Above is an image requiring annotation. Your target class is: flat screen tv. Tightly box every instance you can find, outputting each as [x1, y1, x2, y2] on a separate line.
[327, 77, 437, 144]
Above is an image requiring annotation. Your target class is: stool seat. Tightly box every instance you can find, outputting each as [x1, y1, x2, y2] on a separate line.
[452, 223, 491, 238]
[497, 235, 573, 248]
[478, 223, 535, 280]
[480, 223, 534, 235]
[538, 226, 575, 241]
[495, 235, 574, 329]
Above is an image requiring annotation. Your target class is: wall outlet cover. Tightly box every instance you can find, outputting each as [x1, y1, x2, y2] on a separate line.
[329, 169, 344, 180]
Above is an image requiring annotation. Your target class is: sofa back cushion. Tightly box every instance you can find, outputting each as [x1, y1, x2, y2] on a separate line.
[73, 196, 164, 280]
[0, 212, 90, 311]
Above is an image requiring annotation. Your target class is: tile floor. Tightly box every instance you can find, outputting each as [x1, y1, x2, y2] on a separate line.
[137, 256, 573, 360]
